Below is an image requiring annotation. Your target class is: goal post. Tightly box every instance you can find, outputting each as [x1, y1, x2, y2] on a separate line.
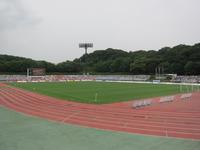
[27, 68, 46, 82]
[180, 83, 200, 93]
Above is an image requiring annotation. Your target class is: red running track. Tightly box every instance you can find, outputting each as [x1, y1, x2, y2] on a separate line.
[0, 84, 200, 140]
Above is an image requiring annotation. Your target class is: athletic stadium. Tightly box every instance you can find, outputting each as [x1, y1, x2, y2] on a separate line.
[0, 73, 200, 150]
[1, 0, 200, 149]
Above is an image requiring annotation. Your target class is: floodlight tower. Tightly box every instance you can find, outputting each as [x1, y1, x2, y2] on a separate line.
[79, 43, 93, 75]
[79, 43, 93, 55]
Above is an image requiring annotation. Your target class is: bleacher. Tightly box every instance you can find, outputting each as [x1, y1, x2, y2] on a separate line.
[95, 75, 150, 81]
[0, 75, 150, 82]
[172, 76, 200, 83]
[0, 75, 27, 82]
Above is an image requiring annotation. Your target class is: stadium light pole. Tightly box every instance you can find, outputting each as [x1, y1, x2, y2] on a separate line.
[79, 43, 93, 75]
[79, 43, 93, 55]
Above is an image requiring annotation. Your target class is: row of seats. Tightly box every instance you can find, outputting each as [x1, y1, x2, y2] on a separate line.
[95, 75, 150, 81]
[0, 75, 150, 82]
[172, 76, 200, 83]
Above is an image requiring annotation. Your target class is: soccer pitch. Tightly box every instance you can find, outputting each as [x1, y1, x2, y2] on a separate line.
[9, 81, 184, 104]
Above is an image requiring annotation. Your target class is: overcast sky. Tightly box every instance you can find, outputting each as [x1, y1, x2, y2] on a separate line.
[0, 0, 200, 63]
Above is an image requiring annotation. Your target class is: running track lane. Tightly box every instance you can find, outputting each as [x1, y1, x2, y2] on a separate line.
[0, 84, 200, 140]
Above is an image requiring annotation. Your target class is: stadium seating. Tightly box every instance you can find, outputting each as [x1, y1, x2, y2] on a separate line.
[172, 76, 200, 83]
[0, 75, 150, 82]
[95, 75, 150, 81]
[0, 75, 27, 82]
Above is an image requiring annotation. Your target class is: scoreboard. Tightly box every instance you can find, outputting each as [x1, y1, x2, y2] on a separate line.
[29, 68, 46, 76]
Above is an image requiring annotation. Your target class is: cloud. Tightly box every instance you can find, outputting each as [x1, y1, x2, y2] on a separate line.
[0, 0, 40, 31]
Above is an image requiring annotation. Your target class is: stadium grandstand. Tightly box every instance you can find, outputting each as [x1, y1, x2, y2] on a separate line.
[1, 74, 200, 83]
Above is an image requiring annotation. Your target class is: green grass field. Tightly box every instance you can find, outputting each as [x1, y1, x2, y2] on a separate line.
[9, 81, 185, 104]
[1, 106, 200, 150]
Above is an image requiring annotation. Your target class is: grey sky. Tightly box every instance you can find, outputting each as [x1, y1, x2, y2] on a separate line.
[0, 0, 200, 63]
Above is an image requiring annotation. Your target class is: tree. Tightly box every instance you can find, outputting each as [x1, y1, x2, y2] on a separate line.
[110, 58, 130, 72]
[1, 42, 200, 75]
[94, 61, 112, 72]
[130, 62, 146, 74]
[185, 61, 200, 75]
[170, 63, 184, 74]
[56, 61, 82, 73]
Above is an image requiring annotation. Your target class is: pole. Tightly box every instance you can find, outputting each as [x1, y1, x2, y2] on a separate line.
[192, 85, 194, 92]
[85, 48, 87, 75]
[180, 84, 182, 93]
[85, 47, 88, 55]
[162, 66, 164, 74]
[27, 68, 29, 77]
[27, 68, 29, 81]
[155, 68, 157, 79]
[187, 85, 189, 93]
[95, 93, 98, 103]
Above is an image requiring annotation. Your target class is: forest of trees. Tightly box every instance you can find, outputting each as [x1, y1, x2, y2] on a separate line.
[0, 43, 200, 75]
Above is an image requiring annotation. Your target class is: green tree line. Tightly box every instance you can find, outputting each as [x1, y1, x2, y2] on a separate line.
[0, 43, 200, 75]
